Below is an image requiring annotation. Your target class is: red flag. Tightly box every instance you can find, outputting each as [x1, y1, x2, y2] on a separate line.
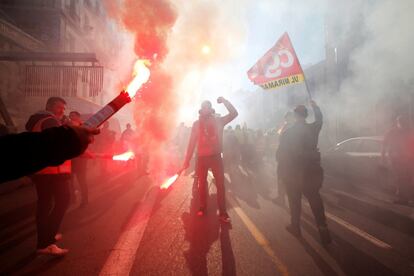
[247, 32, 305, 90]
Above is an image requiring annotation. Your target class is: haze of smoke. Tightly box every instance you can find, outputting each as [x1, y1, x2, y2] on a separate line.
[164, 0, 248, 122]
[322, 0, 414, 140]
[102, 0, 414, 159]
[104, 0, 179, 179]
[237, 0, 414, 143]
[270, 0, 414, 144]
[103, 0, 251, 178]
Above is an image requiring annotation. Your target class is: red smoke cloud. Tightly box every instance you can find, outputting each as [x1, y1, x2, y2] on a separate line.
[104, 0, 177, 61]
[104, 0, 179, 179]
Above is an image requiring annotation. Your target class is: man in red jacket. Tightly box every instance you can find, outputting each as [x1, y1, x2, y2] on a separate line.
[182, 97, 238, 223]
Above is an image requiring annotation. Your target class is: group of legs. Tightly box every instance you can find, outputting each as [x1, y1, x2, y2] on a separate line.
[32, 175, 71, 256]
[195, 154, 230, 223]
[277, 165, 332, 246]
[194, 153, 331, 246]
[32, 161, 90, 256]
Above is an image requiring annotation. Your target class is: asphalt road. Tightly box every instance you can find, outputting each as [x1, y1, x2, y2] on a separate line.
[1, 160, 414, 275]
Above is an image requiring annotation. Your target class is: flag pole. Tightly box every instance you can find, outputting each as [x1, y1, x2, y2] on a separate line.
[303, 77, 313, 100]
[293, 51, 312, 100]
[285, 32, 312, 100]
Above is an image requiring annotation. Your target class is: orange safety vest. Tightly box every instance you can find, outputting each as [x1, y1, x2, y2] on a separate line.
[31, 116, 71, 175]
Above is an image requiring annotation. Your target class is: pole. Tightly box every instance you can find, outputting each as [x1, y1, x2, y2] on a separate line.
[83, 91, 131, 128]
[303, 77, 313, 100]
[284, 33, 312, 101]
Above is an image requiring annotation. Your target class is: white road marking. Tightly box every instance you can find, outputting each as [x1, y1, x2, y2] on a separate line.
[303, 202, 392, 249]
[326, 212, 392, 249]
[227, 195, 289, 276]
[246, 168, 254, 175]
[224, 173, 232, 183]
[300, 217, 347, 276]
[238, 165, 249, 177]
[99, 187, 159, 276]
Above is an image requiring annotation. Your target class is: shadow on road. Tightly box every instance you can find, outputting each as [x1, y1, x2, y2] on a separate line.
[300, 213, 399, 276]
[182, 189, 236, 276]
[0, 170, 143, 275]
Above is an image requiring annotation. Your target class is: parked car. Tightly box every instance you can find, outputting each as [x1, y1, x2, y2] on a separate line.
[322, 136, 391, 189]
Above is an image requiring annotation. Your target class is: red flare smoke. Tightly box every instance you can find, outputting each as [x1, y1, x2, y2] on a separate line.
[125, 59, 151, 98]
[105, 0, 179, 179]
[105, 0, 177, 62]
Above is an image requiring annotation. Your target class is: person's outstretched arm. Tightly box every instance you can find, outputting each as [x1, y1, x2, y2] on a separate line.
[0, 126, 99, 183]
[218, 97, 238, 125]
[310, 100, 323, 131]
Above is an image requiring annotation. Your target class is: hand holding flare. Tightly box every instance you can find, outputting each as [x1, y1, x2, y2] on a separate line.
[112, 151, 135, 161]
[160, 169, 186, 190]
[93, 151, 135, 161]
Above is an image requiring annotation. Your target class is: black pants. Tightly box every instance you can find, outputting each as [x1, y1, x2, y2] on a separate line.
[72, 168, 89, 204]
[32, 174, 71, 249]
[391, 160, 413, 201]
[197, 154, 226, 213]
[276, 164, 287, 199]
[286, 182, 327, 228]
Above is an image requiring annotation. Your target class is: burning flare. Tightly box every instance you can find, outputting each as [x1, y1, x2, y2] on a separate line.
[160, 174, 179, 190]
[113, 151, 135, 161]
[126, 59, 151, 98]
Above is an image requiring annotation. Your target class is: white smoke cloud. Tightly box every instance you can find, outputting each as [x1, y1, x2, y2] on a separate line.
[103, 0, 414, 138]
[326, 0, 414, 140]
[164, 0, 249, 124]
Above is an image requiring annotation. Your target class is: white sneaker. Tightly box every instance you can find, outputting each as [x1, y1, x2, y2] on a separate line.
[36, 244, 68, 256]
[55, 233, 63, 241]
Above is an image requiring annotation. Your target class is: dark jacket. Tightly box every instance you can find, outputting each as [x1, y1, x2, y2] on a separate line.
[0, 126, 86, 183]
[276, 105, 323, 185]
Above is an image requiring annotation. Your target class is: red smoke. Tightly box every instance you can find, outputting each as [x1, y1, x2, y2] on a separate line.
[104, 0, 180, 179]
[110, 0, 177, 61]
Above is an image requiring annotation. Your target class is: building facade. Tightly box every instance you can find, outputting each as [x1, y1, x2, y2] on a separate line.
[0, 0, 123, 131]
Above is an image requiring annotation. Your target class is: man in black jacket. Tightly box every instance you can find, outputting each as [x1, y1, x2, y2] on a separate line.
[276, 100, 331, 246]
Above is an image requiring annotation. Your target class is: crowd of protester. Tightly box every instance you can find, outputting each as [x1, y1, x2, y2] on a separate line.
[2, 93, 414, 258]
[172, 122, 283, 176]
[223, 125, 279, 169]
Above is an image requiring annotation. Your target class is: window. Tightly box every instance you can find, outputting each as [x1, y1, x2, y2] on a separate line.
[359, 140, 382, 153]
[336, 139, 361, 153]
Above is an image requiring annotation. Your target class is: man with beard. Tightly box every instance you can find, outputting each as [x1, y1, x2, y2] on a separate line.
[276, 100, 331, 246]
[182, 97, 238, 223]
